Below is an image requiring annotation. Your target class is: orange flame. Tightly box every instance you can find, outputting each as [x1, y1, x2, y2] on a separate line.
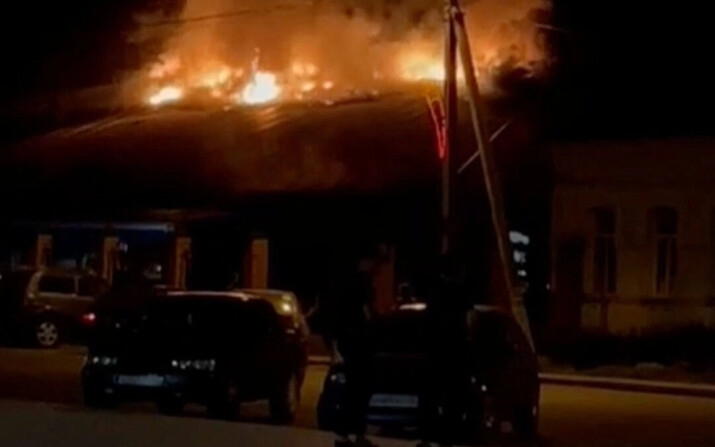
[400, 53, 446, 82]
[237, 71, 281, 105]
[197, 66, 233, 89]
[148, 85, 184, 106]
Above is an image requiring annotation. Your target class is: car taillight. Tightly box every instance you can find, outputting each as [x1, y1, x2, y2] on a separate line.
[81, 312, 96, 326]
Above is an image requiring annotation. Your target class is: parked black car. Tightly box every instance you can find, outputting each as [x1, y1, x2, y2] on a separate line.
[317, 303, 539, 443]
[0, 267, 108, 348]
[82, 290, 308, 423]
[235, 289, 309, 338]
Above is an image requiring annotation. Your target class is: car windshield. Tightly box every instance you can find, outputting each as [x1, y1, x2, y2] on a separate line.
[154, 296, 275, 334]
[38, 275, 75, 294]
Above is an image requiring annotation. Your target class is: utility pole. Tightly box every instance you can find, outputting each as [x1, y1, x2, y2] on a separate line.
[441, 0, 459, 256]
[443, 0, 534, 342]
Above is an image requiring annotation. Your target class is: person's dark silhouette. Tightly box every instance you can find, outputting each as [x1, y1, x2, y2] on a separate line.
[321, 268, 378, 447]
[417, 255, 470, 447]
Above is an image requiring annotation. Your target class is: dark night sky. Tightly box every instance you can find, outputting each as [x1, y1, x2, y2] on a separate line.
[0, 1, 177, 99]
[0, 0, 713, 139]
[545, 0, 714, 139]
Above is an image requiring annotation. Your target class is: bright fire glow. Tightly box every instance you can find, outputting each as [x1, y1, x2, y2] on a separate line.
[197, 67, 233, 89]
[292, 62, 318, 77]
[149, 55, 181, 80]
[237, 71, 281, 105]
[399, 53, 446, 82]
[148, 85, 184, 106]
[141, 51, 460, 108]
[301, 81, 317, 93]
[133, 0, 546, 110]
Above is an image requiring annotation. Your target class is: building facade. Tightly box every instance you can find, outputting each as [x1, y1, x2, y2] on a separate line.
[551, 139, 715, 336]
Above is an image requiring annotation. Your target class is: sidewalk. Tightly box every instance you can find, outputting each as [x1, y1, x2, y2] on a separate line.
[540, 373, 715, 399]
[0, 400, 416, 447]
[309, 355, 332, 365]
[307, 356, 715, 399]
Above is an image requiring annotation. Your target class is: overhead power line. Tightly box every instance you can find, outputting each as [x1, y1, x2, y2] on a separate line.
[140, 2, 309, 28]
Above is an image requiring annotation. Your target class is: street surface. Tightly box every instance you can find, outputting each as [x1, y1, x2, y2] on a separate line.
[3, 346, 715, 446]
[0, 345, 324, 428]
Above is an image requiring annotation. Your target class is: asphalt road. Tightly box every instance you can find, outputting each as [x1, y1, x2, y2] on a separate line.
[0, 345, 325, 428]
[3, 347, 715, 446]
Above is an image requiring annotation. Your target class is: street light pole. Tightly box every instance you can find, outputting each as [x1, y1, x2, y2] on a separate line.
[441, 0, 459, 256]
[445, 0, 534, 342]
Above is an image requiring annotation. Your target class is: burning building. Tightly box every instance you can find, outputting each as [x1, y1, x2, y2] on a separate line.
[0, 0, 550, 313]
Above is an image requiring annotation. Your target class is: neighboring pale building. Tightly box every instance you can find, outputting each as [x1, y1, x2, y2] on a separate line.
[550, 138, 715, 336]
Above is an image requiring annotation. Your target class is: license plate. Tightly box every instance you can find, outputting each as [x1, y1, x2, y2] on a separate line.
[369, 394, 419, 409]
[116, 374, 164, 387]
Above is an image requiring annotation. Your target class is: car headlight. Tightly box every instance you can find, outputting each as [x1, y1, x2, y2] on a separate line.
[171, 359, 216, 372]
[88, 355, 118, 366]
[279, 302, 293, 314]
[329, 372, 347, 384]
[470, 376, 488, 393]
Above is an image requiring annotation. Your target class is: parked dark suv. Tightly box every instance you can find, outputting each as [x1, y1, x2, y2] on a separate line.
[0, 268, 108, 348]
[317, 303, 539, 443]
[82, 290, 308, 423]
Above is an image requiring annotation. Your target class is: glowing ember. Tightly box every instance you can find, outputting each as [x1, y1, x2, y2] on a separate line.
[292, 62, 318, 77]
[148, 85, 184, 106]
[237, 71, 281, 105]
[301, 81, 317, 93]
[305, 64, 318, 77]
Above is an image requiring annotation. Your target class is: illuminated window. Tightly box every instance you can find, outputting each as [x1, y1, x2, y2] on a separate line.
[653, 207, 678, 296]
[592, 208, 616, 295]
[509, 230, 530, 282]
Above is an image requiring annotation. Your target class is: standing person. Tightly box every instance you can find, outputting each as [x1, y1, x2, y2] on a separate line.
[395, 282, 418, 307]
[417, 255, 470, 447]
[320, 264, 378, 447]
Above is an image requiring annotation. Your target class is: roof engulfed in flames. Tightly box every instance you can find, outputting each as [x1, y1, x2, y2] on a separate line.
[128, 0, 548, 108]
[141, 49, 450, 107]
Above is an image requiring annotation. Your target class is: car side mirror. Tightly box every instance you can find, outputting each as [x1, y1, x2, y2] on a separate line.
[507, 340, 520, 356]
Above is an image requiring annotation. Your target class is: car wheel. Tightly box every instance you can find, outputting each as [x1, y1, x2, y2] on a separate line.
[157, 395, 185, 416]
[36, 320, 60, 348]
[512, 403, 538, 440]
[269, 372, 300, 424]
[316, 392, 334, 431]
[84, 387, 117, 409]
[470, 394, 500, 445]
[207, 379, 240, 421]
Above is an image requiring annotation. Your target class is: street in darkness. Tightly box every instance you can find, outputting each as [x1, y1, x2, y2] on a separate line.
[2, 346, 715, 447]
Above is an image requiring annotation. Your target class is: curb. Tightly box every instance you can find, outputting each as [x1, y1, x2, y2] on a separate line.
[308, 357, 715, 399]
[308, 355, 331, 365]
[540, 373, 715, 399]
